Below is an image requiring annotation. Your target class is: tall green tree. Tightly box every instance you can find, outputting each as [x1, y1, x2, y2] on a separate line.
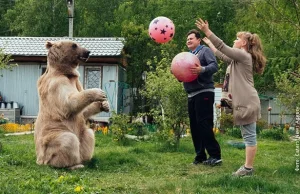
[114, 0, 237, 113]
[3, 0, 126, 37]
[4, 0, 68, 36]
[142, 46, 188, 148]
[223, 0, 299, 93]
[74, 0, 126, 37]
[0, 49, 17, 76]
[0, 0, 15, 36]
[275, 66, 300, 113]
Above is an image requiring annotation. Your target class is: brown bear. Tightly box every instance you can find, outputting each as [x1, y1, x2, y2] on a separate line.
[34, 40, 109, 169]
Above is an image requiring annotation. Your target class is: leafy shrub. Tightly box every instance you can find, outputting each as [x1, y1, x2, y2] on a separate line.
[128, 122, 149, 137]
[0, 118, 8, 125]
[152, 127, 179, 152]
[259, 127, 290, 141]
[220, 113, 234, 130]
[109, 113, 151, 145]
[109, 112, 131, 145]
[225, 127, 242, 138]
[256, 118, 268, 134]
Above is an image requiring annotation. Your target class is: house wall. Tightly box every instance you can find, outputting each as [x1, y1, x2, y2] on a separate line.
[260, 93, 295, 126]
[214, 87, 222, 127]
[116, 66, 132, 114]
[95, 65, 118, 121]
[0, 62, 120, 123]
[0, 62, 43, 116]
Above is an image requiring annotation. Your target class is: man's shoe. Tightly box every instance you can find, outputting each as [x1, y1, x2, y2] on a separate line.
[203, 157, 222, 166]
[192, 159, 203, 165]
[232, 166, 254, 177]
[192, 157, 207, 165]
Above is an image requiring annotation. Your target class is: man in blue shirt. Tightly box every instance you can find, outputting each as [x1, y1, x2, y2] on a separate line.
[184, 29, 222, 166]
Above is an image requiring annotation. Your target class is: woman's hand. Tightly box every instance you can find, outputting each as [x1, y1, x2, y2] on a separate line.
[203, 37, 217, 53]
[202, 37, 212, 45]
[195, 18, 212, 37]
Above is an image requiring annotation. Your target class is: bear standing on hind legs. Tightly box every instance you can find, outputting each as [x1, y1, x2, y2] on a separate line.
[34, 40, 109, 170]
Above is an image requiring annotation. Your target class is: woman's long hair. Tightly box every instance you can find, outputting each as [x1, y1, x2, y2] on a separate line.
[237, 32, 267, 75]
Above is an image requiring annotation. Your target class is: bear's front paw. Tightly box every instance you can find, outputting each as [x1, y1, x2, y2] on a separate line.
[100, 101, 110, 112]
[90, 88, 107, 101]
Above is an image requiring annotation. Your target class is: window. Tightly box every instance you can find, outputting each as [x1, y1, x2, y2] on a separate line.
[84, 67, 102, 89]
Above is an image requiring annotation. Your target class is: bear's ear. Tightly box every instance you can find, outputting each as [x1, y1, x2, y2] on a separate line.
[45, 41, 53, 49]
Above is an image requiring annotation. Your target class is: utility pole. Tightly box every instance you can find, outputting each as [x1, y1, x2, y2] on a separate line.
[67, 0, 74, 38]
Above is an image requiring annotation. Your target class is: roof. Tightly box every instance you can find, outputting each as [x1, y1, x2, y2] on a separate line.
[0, 37, 124, 57]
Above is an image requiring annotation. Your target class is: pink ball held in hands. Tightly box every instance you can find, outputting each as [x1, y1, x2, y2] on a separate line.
[171, 52, 200, 82]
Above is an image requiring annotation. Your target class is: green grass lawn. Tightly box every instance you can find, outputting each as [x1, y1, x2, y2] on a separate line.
[0, 132, 299, 194]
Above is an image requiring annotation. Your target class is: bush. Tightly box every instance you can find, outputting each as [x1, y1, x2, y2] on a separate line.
[259, 127, 290, 141]
[220, 112, 234, 130]
[109, 112, 131, 145]
[256, 118, 268, 134]
[152, 128, 179, 152]
[225, 127, 242, 138]
[127, 122, 149, 137]
[0, 118, 8, 125]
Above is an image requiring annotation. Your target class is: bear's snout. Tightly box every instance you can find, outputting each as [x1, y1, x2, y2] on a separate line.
[79, 50, 90, 62]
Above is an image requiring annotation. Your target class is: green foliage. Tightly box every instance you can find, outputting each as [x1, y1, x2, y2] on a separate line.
[219, 0, 299, 93]
[227, 0, 299, 58]
[225, 127, 242, 139]
[220, 112, 234, 130]
[256, 118, 269, 134]
[0, 125, 4, 137]
[259, 127, 290, 141]
[1, 134, 298, 193]
[0, 49, 17, 76]
[141, 47, 189, 149]
[0, 0, 15, 36]
[109, 112, 150, 145]
[254, 56, 300, 92]
[109, 112, 131, 145]
[127, 122, 149, 137]
[0, 118, 8, 125]
[75, 0, 126, 37]
[275, 65, 300, 112]
[152, 127, 179, 152]
[4, 0, 68, 36]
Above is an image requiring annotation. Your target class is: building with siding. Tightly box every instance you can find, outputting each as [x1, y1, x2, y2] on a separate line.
[0, 37, 130, 124]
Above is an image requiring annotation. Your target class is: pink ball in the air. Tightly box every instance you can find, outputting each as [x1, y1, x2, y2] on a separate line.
[171, 52, 200, 82]
[149, 16, 175, 43]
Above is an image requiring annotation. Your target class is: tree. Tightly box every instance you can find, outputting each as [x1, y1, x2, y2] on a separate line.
[114, 0, 237, 114]
[275, 62, 300, 113]
[74, 0, 126, 37]
[141, 46, 188, 149]
[224, 0, 299, 93]
[4, 0, 68, 36]
[0, 0, 15, 36]
[0, 49, 17, 76]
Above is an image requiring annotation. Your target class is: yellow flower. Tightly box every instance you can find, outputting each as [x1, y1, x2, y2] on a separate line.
[1, 123, 34, 133]
[213, 128, 220, 134]
[57, 175, 64, 182]
[74, 186, 83, 192]
[102, 126, 108, 135]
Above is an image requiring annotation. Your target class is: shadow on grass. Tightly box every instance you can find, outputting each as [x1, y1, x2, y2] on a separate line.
[206, 174, 282, 193]
[85, 151, 141, 171]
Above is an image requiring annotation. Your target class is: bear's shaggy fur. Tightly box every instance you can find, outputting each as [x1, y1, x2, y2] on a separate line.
[34, 40, 109, 169]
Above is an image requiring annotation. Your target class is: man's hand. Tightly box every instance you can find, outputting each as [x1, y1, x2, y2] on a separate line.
[190, 63, 202, 75]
